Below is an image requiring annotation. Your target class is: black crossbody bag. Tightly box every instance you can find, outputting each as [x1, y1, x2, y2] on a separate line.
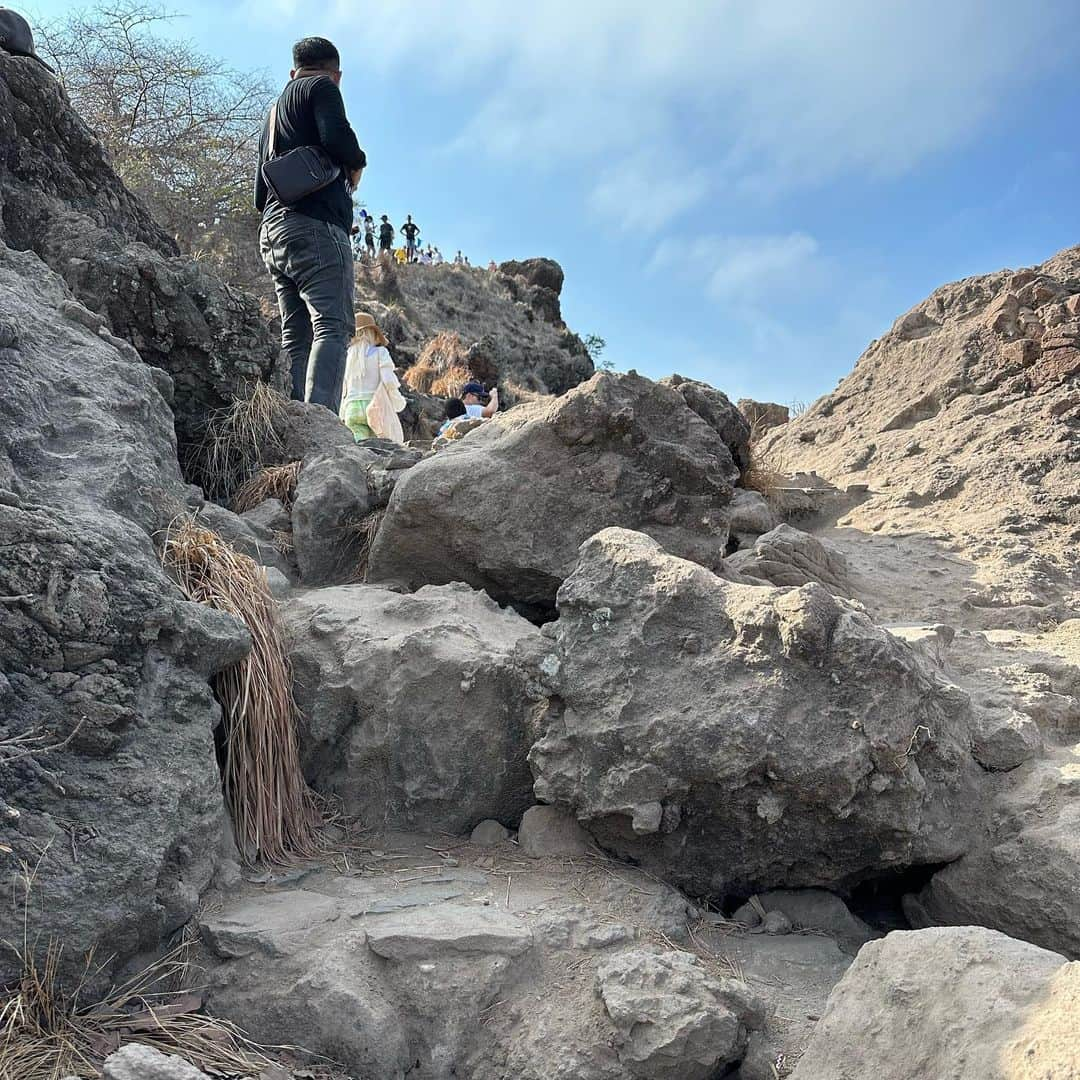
[260, 101, 341, 205]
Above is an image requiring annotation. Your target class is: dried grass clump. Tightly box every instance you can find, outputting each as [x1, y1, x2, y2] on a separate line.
[162, 518, 321, 864]
[346, 508, 387, 583]
[0, 940, 276, 1079]
[739, 421, 789, 502]
[232, 460, 302, 514]
[0, 859, 277, 1080]
[403, 331, 472, 396]
[185, 381, 288, 502]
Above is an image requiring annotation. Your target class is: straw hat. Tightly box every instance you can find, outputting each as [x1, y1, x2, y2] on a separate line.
[354, 311, 388, 346]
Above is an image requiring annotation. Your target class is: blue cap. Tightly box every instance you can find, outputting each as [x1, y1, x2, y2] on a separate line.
[461, 381, 485, 397]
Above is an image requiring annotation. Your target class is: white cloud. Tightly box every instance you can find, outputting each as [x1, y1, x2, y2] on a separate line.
[588, 158, 710, 233]
[318, 0, 1074, 201]
[652, 232, 822, 305]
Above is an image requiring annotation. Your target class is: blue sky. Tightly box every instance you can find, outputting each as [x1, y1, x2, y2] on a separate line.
[30, 0, 1080, 405]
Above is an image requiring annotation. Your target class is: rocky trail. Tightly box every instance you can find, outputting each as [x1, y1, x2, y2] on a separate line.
[1, 47, 1079, 1080]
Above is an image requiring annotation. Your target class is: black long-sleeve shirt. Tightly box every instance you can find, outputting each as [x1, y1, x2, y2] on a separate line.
[254, 73, 366, 233]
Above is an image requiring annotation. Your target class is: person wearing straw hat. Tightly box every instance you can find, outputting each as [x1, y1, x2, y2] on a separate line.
[0, 8, 56, 72]
[339, 312, 406, 442]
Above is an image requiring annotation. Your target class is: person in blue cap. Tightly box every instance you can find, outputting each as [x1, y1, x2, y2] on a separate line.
[461, 380, 499, 419]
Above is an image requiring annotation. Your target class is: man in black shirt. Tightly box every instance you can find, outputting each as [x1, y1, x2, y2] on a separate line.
[401, 215, 420, 262]
[255, 36, 366, 410]
[378, 215, 395, 253]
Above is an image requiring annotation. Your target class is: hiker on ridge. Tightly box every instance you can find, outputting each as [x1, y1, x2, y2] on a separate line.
[255, 36, 365, 410]
[378, 215, 395, 253]
[401, 215, 421, 261]
[363, 215, 376, 258]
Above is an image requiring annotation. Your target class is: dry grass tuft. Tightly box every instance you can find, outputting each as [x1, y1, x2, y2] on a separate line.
[740, 419, 789, 502]
[403, 332, 472, 397]
[346, 508, 387, 583]
[0, 861, 277, 1079]
[185, 381, 288, 502]
[232, 460, 302, 514]
[162, 518, 321, 864]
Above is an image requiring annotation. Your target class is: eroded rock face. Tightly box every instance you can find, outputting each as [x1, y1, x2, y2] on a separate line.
[369, 372, 744, 618]
[284, 583, 541, 832]
[726, 524, 852, 594]
[0, 52, 281, 466]
[912, 751, 1080, 958]
[528, 528, 983, 896]
[790, 927, 1078, 1080]
[0, 244, 246, 989]
[763, 244, 1080, 623]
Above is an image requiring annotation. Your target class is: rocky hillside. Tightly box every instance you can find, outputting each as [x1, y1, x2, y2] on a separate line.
[2, 44, 1079, 1080]
[357, 255, 594, 399]
[762, 245, 1080, 623]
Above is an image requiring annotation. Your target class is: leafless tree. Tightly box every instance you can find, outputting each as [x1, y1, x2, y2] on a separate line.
[38, 1, 273, 280]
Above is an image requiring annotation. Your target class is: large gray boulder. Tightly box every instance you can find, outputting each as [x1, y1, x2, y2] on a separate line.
[660, 374, 751, 473]
[368, 372, 745, 618]
[528, 528, 982, 896]
[290, 445, 376, 585]
[0, 245, 246, 989]
[0, 51, 281, 469]
[790, 927, 1078, 1080]
[911, 751, 1080, 958]
[284, 582, 541, 832]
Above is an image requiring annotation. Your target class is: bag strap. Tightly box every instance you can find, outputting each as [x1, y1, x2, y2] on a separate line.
[266, 102, 278, 160]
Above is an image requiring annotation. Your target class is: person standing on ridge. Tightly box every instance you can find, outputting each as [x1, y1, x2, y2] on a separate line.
[401, 214, 421, 262]
[379, 215, 395, 254]
[363, 214, 376, 259]
[255, 36, 365, 410]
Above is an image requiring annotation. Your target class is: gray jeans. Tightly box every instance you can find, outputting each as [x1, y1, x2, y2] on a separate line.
[259, 208, 355, 409]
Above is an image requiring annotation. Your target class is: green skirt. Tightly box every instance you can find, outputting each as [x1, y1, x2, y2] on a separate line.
[342, 395, 374, 441]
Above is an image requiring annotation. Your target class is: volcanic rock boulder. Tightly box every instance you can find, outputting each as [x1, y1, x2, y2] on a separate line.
[911, 750, 1080, 958]
[660, 374, 751, 473]
[0, 52, 280, 464]
[284, 583, 541, 832]
[726, 524, 852, 594]
[368, 372, 744, 618]
[0, 244, 247, 988]
[596, 948, 762, 1080]
[527, 528, 982, 896]
[790, 927, 1078, 1080]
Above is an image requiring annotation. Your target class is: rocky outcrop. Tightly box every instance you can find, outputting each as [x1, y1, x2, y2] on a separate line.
[739, 399, 790, 434]
[0, 243, 245, 989]
[528, 528, 982, 896]
[284, 583, 541, 832]
[368, 372, 745, 618]
[763, 244, 1080, 623]
[355, 257, 593, 397]
[790, 927, 1078, 1080]
[0, 52, 281, 467]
